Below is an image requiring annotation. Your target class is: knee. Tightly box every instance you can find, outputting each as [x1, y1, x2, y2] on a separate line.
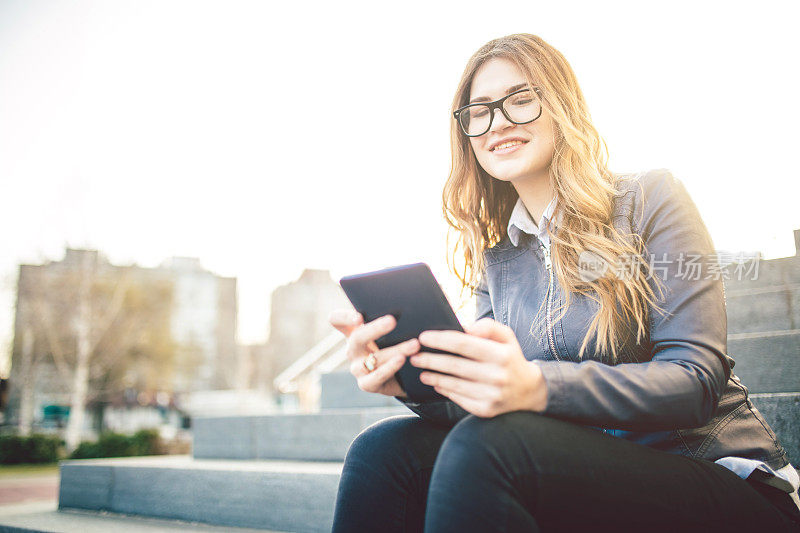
[344, 414, 424, 468]
[447, 412, 547, 454]
[436, 411, 558, 473]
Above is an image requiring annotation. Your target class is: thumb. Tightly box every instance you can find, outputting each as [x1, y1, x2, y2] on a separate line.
[329, 309, 363, 337]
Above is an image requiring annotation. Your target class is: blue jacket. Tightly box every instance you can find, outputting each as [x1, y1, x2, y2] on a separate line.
[400, 168, 789, 471]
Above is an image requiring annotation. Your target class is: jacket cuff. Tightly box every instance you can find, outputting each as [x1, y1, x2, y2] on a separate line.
[393, 396, 467, 427]
[535, 360, 568, 415]
[395, 396, 420, 407]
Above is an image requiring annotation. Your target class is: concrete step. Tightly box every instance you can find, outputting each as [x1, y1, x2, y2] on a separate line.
[0, 500, 281, 532]
[320, 372, 402, 409]
[192, 392, 800, 464]
[193, 406, 408, 461]
[58, 455, 342, 533]
[728, 333, 800, 393]
[750, 392, 800, 464]
[726, 288, 799, 335]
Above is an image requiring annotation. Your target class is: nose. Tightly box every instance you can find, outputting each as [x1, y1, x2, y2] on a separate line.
[488, 107, 513, 133]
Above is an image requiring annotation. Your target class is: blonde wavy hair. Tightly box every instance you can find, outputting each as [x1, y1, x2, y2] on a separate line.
[443, 33, 663, 362]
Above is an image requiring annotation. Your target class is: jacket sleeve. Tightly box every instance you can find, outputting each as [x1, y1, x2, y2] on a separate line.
[393, 273, 494, 426]
[534, 169, 731, 431]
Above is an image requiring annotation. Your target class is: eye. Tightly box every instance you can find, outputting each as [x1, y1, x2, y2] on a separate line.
[470, 106, 489, 118]
[509, 92, 534, 106]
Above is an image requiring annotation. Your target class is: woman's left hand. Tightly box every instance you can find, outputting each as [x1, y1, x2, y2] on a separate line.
[411, 318, 548, 418]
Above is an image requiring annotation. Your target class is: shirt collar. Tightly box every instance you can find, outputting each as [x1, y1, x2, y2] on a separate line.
[507, 195, 557, 248]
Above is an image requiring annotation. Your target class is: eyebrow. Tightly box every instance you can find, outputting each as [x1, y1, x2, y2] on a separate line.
[469, 83, 529, 104]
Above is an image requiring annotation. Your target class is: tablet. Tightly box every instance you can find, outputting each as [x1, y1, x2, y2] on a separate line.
[339, 262, 463, 402]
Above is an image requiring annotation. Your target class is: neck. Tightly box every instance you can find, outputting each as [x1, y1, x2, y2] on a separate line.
[512, 172, 554, 224]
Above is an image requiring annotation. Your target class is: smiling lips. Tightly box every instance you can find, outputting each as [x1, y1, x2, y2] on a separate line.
[491, 139, 529, 154]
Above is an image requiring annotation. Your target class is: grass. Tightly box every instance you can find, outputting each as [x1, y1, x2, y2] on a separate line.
[0, 463, 60, 478]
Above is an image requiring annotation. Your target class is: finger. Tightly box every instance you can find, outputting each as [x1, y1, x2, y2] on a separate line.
[350, 338, 419, 378]
[346, 316, 394, 362]
[358, 354, 407, 393]
[435, 387, 494, 418]
[410, 352, 502, 384]
[329, 309, 363, 336]
[349, 315, 396, 355]
[347, 337, 381, 369]
[464, 317, 495, 339]
[417, 330, 505, 363]
[464, 318, 517, 344]
[419, 371, 498, 401]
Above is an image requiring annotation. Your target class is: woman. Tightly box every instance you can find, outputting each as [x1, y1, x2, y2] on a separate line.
[328, 33, 800, 532]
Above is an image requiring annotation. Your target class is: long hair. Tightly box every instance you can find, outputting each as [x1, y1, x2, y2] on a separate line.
[443, 33, 662, 362]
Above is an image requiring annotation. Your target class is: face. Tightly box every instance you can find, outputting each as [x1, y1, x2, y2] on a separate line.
[466, 57, 556, 186]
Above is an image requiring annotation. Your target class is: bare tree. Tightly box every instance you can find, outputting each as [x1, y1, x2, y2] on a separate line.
[15, 327, 35, 436]
[15, 254, 175, 450]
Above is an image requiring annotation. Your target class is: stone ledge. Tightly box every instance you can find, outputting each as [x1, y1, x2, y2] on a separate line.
[58, 456, 342, 533]
[193, 407, 407, 461]
[749, 392, 800, 465]
[0, 501, 282, 532]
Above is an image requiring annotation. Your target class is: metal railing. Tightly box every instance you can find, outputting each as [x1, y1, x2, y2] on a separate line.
[273, 332, 347, 394]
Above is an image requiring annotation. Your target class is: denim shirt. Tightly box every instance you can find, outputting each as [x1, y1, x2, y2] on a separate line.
[398, 169, 796, 508]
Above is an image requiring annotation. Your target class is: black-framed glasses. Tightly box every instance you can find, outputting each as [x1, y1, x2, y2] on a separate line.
[453, 87, 543, 137]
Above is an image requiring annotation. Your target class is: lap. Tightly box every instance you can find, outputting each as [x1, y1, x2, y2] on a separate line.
[431, 411, 796, 532]
[344, 411, 795, 531]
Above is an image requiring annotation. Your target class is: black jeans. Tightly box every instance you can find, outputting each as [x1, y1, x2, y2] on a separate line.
[332, 412, 800, 532]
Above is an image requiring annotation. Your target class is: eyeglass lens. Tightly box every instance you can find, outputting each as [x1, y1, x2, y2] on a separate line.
[459, 90, 540, 136]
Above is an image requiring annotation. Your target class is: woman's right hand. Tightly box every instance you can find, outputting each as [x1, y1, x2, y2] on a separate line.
[328, 309, 420, 399]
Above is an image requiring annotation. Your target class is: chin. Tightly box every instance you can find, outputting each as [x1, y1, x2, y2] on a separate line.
[487, 167, 529, 183]
[495, 164, 550, 184]
[491, 174, 517, 183]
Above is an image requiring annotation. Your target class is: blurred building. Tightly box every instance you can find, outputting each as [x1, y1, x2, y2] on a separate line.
[5, 248, 237, 433]
[159, 256, 237, 392]
[237, 342, 270, 391]
[260, 269, 349, 390]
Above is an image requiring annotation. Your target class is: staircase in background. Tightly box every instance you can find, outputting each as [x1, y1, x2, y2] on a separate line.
[48, 380, 800, 533]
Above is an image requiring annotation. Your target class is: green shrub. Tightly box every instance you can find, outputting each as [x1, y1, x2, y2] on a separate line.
[130, 429, 160, 455]
[69, 429, 164, 460]
[28, 434, 62, 463]
[69, 440, 100, 460]
[0, 434, 63, 464]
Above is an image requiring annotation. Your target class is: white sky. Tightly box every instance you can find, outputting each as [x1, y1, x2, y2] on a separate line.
[1, 0, 799, 375]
